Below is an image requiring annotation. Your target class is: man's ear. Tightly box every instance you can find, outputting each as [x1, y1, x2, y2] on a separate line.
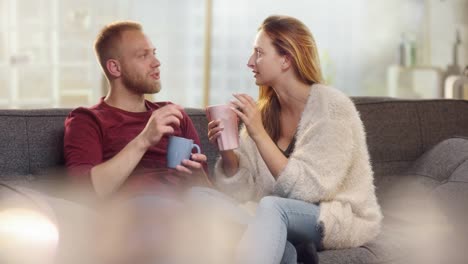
[281, 55, 292, 71]
[106, 59, 121, 78]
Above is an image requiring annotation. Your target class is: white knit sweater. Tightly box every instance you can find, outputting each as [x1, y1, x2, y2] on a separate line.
[213, 84, 382, 249]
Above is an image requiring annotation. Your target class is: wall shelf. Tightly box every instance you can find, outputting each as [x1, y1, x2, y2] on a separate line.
[386, 65, 445, 98]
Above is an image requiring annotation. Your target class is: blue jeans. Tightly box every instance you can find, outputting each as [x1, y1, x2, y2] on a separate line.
[185, 188, 322, 264]
[236, 196, 322, 264]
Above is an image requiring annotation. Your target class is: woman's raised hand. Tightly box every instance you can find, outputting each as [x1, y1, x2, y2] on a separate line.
[231, 93, 267, 141]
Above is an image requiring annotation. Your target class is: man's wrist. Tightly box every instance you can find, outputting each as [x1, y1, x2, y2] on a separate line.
[134, 134, 153, 151]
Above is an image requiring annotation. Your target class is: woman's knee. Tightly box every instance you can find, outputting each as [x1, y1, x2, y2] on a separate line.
[257, 196, 286, 213]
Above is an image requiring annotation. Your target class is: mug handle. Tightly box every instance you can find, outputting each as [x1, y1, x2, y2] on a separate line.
[192, 144, 201, 154]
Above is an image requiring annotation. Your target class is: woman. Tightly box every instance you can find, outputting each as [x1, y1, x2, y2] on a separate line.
[207, 15, 382, 264]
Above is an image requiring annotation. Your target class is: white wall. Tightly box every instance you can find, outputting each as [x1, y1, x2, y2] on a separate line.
[208, 0, 427, 105]
[428, 0, 468, 71]
[1, 0, 466, 108]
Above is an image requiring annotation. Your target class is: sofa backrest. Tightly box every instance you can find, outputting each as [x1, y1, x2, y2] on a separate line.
[1, 98, 467, 184]
[0, 108, 219, 183]
[353, 98, 468, 176]
[0, 109, 71, 182]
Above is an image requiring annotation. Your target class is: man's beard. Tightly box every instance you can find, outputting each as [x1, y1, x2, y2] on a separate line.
[121, 70, 161, 94]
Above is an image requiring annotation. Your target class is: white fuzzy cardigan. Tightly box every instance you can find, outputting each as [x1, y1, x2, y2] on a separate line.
[213, 84, 382, 249]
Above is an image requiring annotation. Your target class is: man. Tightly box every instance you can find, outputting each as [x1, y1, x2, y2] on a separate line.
[64, 21, 210, 198]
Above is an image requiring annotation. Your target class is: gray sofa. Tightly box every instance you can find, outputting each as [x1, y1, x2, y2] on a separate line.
[1, 97, 468, 263]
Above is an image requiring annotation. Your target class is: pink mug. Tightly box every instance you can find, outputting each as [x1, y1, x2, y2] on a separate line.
[206, 104, 239, 151]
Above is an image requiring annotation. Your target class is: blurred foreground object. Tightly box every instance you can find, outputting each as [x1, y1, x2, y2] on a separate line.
[0, 208, 59, 264]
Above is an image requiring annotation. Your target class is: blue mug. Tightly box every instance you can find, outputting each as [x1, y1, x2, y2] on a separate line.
[167, 136, 201, 168]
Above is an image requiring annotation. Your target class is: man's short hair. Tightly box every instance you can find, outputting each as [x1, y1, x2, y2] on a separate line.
[94, 21, 142, 78]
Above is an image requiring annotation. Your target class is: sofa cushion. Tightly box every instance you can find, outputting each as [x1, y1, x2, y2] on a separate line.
[318, 222, 410, 264]
[377, 138, 468, 220]
[405, 137, 468, 182]
[379, 138, 468, 262]
[0, 114, 29, 179]
[450, 159, 468, 182]
[376, 174, 440, 216]
[323, 137, 468, 264]
[431, 158, 468, 233]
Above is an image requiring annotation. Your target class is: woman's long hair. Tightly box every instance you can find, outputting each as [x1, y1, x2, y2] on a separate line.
[257, 15, 323, 141]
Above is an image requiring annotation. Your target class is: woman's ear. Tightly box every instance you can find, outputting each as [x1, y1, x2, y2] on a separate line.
[281, 55, 292, 71]
[106, 59, 121, 78]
